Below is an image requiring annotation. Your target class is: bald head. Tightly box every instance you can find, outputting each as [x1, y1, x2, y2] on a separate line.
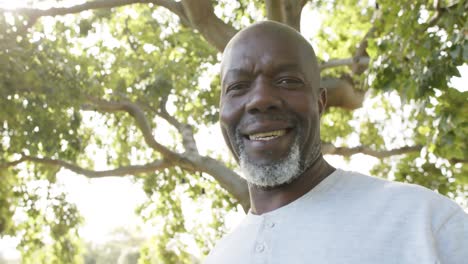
[221, 21, 320, 92]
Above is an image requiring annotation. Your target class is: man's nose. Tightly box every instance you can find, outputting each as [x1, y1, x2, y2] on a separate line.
[245, 78, 282, 114]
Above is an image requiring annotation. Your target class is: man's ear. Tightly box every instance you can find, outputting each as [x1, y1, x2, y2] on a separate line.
[318, 87, 327, 115]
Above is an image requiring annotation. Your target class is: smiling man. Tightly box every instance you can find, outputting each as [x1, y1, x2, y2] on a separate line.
[205, 21, 468, 264]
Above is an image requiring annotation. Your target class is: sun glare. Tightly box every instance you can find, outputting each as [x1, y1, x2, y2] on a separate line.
[0, 0, 28, 9]
[0, 0, 87, 10]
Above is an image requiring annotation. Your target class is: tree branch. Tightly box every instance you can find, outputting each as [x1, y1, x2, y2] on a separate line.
[265, 0, 308, 31]
[1, 155, 172, 178]
[320, 56, 370, 71]
[450, 158, 468, 164]
[265, 0, 283, 22]
[9, 0, 147, 26]
[82, 96, 245, 208]
[319, 15, 378, 108]
[281, 0, 308, 31]
[322, 143, 423, 159]
[152, 0, 190, 26]
[5, 0, 235, 51]
[188, 155, 250, 211]
[132, 93, 199, 155]
[83, 97, 180, 161]
[11, 0, 150, 17]
[350, 26, 375, 75]
[4, 0, 190, 28]
[181, 0, 237, 51]
[1, 152, 250, 210]
[158, 96, 199, 154]
[425, 1, 465, 29]
[321, 77, 365, 110]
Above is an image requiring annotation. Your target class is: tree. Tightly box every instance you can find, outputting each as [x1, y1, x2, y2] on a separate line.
[1, 0, 466, 262]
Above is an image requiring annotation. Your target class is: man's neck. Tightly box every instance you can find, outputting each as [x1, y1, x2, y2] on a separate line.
[248, 157, 335, 215]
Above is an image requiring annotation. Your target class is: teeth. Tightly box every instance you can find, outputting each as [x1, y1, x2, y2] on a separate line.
[249, 130, 286, 140]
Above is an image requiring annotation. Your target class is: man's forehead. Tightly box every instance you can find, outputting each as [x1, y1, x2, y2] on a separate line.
[221, 47, 307, 83]
[224, 35, 303, 60]
[220, 21, 319, 82]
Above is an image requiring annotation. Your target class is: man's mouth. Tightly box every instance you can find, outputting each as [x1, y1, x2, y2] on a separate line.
[248, 129, 287, 141]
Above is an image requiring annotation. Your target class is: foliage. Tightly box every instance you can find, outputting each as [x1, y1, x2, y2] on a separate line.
[0, 0, 466, 262]
[82, 228, 143, 264]
[136, 167, 237, 263]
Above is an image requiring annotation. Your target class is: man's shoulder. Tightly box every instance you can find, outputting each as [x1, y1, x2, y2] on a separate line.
[336, 169, 462, 215]
[341, 169, 450, 196]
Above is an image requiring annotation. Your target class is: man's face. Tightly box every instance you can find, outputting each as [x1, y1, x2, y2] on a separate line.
[220, 26, 324, 188]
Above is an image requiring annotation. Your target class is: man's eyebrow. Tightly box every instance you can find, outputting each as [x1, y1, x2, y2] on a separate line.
[222, 69, 251, 86]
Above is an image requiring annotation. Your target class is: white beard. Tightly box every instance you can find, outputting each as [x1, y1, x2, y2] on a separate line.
[237, 136, 302, 188]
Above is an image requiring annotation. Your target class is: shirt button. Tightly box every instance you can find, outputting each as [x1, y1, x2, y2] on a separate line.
[268, 222, 275, 228]
[256, 244, 265, 253]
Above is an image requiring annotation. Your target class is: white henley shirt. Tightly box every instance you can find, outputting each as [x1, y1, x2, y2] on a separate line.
[205, 169, 468, 264]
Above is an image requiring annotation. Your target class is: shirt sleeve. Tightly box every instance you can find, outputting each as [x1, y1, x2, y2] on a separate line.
[435, 208, 468, 264]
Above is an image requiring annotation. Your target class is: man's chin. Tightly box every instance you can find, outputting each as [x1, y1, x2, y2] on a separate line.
[239, 156, 302, 189]
[243, 158, 282, 167]
[236, 130, 303, 188]
[246, 174, 300, 190]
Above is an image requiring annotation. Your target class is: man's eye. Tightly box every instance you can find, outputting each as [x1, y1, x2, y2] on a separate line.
[276, 78, 303, 88]
[226, 82, 249, 93]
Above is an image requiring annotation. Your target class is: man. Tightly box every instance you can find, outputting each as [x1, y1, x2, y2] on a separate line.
[205, 21, 468, 263]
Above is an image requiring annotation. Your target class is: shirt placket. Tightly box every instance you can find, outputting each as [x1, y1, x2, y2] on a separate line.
[252, 215, 278, 264]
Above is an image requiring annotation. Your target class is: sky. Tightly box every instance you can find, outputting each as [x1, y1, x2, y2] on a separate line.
[0, 0, 467, 261]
